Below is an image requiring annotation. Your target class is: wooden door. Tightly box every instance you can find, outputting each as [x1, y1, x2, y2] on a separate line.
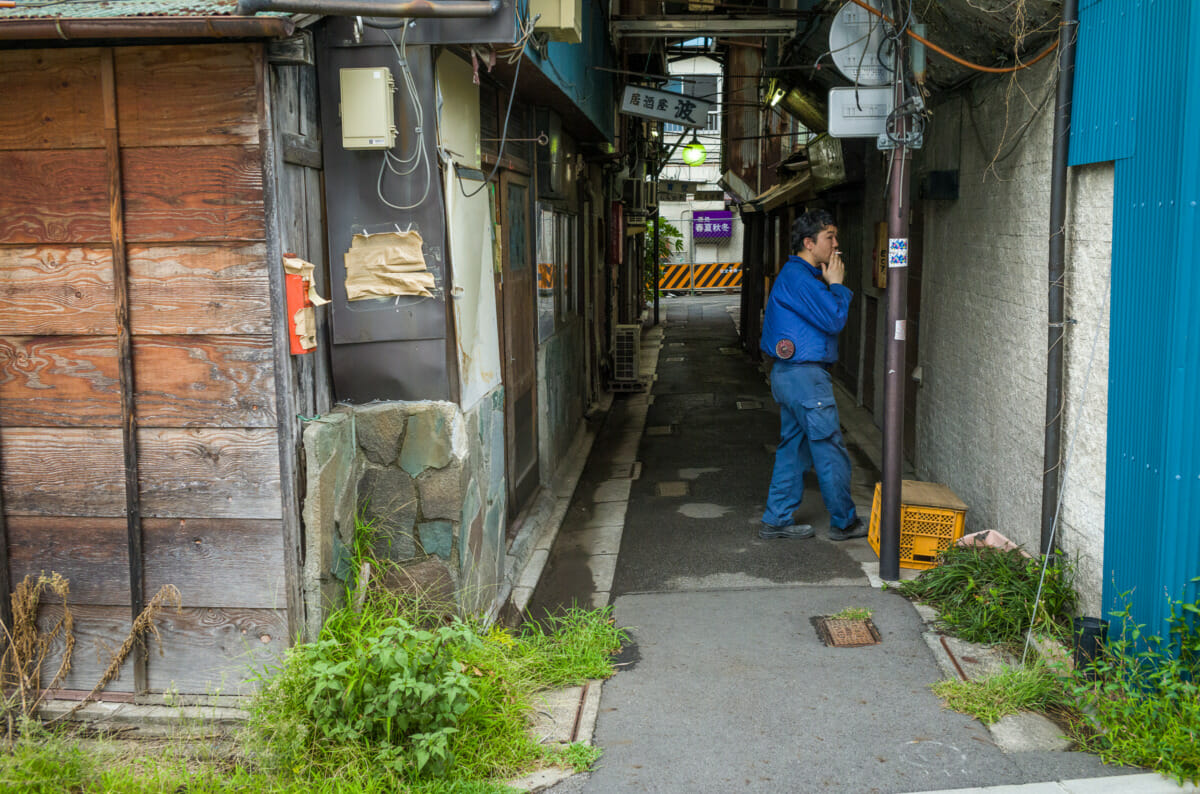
[499, 172, 538, 517]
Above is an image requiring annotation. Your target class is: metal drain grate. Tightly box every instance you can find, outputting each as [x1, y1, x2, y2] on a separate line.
[812, 617, 881, 647]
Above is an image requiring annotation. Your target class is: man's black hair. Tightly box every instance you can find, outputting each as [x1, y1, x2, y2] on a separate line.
[790, 209, 836, 254]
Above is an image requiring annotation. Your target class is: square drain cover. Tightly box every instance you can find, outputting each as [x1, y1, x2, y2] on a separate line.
[655, 481, 689, 497]
[813, 617, 881, 648]
[736, 400, 763, 410]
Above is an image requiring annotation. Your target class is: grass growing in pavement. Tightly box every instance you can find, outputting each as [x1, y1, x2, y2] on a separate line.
[828, 606, 873, 621]
[1, 513, 625, 793]
[931, 661, 1069, 725]
[915, 547, 1200, 786]
[894, 545, 1076, 647]
[243, 590, 625, 789]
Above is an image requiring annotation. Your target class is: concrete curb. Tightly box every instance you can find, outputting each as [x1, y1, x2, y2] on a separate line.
[37, 700, 247, 737]
[495, 393, 613, 625]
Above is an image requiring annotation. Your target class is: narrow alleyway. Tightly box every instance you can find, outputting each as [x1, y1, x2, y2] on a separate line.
[530, 295, 1126, 793]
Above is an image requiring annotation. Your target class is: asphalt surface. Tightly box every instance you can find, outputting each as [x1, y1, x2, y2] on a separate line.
[529, 294, 1135, 793]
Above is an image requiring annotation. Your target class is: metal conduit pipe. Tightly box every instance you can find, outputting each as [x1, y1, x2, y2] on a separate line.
[1040, 0, 1080, 555]
[237, 0, 501, 18]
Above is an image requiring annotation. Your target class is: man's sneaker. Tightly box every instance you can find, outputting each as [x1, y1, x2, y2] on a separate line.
[828, 517, 867, 541]
[759, 522, 815, 540]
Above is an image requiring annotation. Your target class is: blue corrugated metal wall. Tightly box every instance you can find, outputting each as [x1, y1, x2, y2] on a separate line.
[1069, 0, 1139, 165]
[523, 0, 617, 140]
[1074, 0, 1200, 642]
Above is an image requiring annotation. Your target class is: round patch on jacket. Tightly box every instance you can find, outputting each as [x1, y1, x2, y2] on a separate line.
[775, 339, 795, 360]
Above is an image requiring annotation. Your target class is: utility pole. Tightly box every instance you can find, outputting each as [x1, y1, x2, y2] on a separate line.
[878, 30, 911, 583]
[653, 125, 662, 326]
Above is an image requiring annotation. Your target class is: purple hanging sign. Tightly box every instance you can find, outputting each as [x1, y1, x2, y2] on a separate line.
[693, 210, 733, 239]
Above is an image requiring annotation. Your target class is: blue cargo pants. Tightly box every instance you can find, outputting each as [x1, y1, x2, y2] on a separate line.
[762, 362, 858, 530]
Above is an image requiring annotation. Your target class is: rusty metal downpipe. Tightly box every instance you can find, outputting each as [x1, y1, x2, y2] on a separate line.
[236, 0, 502, 18]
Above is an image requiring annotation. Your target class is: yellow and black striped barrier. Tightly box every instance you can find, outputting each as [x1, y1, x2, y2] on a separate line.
[659, 262, 742, 292]
[537, 262, 555, 290]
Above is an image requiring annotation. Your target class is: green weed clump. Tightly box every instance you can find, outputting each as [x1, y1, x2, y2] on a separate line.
[931, 661, 1069, 725]
[923, 571, 1200, 785]
[1066, 582, 1200, 785]
[243, 518, 627, 790]
[895, 545, 1076, 646]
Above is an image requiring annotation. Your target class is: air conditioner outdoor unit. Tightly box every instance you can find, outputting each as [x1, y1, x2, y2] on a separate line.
[613, 324, 642, 386]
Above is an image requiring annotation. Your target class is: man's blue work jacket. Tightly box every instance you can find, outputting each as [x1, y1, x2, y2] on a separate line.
[760, 255, 853, 364]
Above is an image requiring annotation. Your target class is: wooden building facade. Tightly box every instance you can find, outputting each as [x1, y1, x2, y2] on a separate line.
[0, 39, 316, 696]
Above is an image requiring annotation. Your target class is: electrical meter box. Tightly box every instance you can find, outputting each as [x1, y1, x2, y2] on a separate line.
[339, 67, 396, 150]
[530, 0, 582, 43]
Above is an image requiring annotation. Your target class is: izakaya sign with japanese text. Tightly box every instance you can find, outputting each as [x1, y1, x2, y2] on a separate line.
[619, 85, 713, 128]
[693, 210, 733, 239]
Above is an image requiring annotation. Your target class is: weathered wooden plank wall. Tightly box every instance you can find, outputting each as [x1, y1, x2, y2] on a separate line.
[0, 44, 291, 695]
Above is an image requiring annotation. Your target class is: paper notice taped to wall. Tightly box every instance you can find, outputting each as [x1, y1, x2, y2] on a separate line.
[344, 231, 436, 300]
[282, 255, 330, 351]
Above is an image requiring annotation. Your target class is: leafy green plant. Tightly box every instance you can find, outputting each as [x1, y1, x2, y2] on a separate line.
[932, 661, 1069, 724]
[297, 620, 480, 776]
[242, 513, 627, 789]
[643, 217, 684, 303]
[1066, 581, 1200, 784]
[828, 607, 872, 621]
[895, 546, 1076, 646]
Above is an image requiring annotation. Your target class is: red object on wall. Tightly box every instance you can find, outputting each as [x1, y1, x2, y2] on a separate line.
[285, 272, 312, 355]
[609, 202, 624, 265]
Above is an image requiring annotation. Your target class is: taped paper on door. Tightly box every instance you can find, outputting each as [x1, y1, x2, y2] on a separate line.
[282, 255, 332, 306]
[344, 231, 436, 300]
[282, 255, 330, 351]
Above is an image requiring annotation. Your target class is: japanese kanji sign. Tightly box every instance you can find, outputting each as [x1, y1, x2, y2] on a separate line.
[693, 210, 733, 239]
[619, 85, 713, 128]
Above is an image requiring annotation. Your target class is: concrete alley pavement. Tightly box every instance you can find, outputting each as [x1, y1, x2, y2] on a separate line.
[528, 295, 1147, 794]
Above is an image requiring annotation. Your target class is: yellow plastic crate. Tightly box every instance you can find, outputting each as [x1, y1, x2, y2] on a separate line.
[868, 480, 968, 570]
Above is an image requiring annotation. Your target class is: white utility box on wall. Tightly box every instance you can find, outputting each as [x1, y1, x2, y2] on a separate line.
[339, 67, 396, 150]
[530, 0, 582, 43]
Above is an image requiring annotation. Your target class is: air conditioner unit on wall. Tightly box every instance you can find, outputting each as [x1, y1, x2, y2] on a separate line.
[529, 0, 582, 43]
[613, 324, 642, 384]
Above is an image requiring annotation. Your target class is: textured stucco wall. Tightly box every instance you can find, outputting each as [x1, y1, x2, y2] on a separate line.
[880, 57, 1114, 611]
[1059, 163, 1113, 616]
[300, 390, 507, 631]
[913, 59, 1057, 553]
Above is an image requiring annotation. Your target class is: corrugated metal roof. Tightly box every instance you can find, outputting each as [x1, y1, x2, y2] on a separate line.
[0, 1, 243, 19]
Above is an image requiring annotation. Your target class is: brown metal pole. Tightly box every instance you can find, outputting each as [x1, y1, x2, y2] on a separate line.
[101, 49, 148, 691]
[879, 41, 909, 583]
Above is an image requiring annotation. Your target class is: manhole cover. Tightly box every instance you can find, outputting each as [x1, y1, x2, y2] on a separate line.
[813, 617, 881, 647]
[656, 481, 689, 497]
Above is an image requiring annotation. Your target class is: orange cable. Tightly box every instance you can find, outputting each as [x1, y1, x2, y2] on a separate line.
[847, 0, 1058, 75]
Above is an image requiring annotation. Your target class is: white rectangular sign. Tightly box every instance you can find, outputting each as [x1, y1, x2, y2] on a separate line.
[620, 85, 713, 128]
[827, 86, 895, 138]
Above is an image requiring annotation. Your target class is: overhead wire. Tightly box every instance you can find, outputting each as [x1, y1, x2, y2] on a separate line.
[456, 12, 536, 198]
[846, 0, 1058, 74]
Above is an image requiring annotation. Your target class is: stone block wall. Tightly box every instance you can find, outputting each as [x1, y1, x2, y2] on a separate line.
[300, 390, 508, 635]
